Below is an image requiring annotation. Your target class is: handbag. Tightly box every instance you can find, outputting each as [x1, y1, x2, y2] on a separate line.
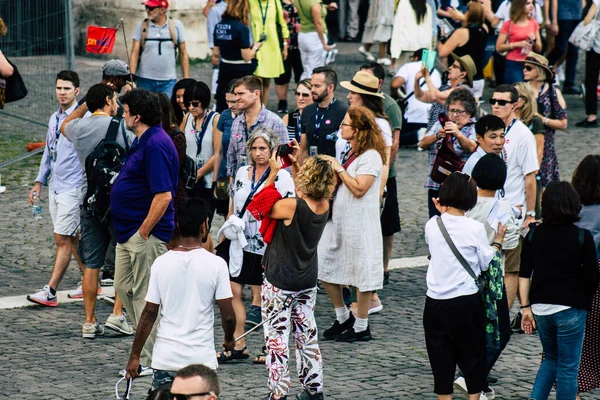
[215, 167, 271, 264]
[436, 217, 486, 294]
[569, 8, 600, 51]
[430, 135, 465, 184]
[4, 58, 27, 103]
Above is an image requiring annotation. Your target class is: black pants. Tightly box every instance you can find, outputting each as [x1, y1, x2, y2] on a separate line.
[493, 52, 506, 86]
[584, 49, 600, 116]
[547, 19, 580, 87]
[424, 294, 487, 395]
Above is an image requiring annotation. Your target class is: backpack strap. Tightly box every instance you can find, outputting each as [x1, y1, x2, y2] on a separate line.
[196, 110, 215, 155]
[106, 117, 121, 143]
[167, 17, 178, 49]
[140, 18, 150, 49]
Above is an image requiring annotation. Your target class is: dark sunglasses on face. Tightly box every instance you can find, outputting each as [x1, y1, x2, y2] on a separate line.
[523, 65, 534, 71]
[188, 100, 201, 108]
[488, 98, 514, 106]
[295, 91, 310, 98]
[145, 5, 158, 11]
[170, 392, 215, 400]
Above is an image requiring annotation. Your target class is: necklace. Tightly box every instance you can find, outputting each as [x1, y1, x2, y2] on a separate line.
[177, 245, 203, 250]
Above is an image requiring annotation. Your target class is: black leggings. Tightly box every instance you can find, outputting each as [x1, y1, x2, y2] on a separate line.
[584, 50, 600, 116]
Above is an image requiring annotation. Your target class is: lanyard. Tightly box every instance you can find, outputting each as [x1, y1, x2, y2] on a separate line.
[243, 116, 257, 142]
[258, 0, 270, 33]
[341, 147, 353, 164]
[251, 166, 270, 193]
[295, 111, 301, 142]
[313, 99, 335, 141]
[504, 117, 517, 137]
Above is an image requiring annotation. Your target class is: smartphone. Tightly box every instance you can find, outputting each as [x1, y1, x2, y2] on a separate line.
[309, 146, 318, 157]
[259, 33, 267, 43]
[277, 143, 293, 168]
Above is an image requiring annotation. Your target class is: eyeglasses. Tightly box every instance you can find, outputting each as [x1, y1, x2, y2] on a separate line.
[145, 5, 158, 11]
[523, 65, 534, 71]
[188, 101, 201, 108]
[295, 91, 311, 98]
[340, 122, 354, 127]
[170, 392, 216, 400]
[488, 98, 514, 106]
[447, 108, 467, 116]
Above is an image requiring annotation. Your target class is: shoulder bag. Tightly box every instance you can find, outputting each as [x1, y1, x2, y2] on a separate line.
[569, 7, 600, 51]
[437, 216, 486, 294]
[2, 58, 27, 107]
[430, 135, 465, 184]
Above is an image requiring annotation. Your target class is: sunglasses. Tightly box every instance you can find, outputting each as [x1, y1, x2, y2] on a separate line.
[523, 65, 534, 71]
[488, 98, 514, 106]
[188, 100, 201, 108]
[170, 392, 216, 400]
[295, 91, 310, 98]
[145, 5, 158, 11]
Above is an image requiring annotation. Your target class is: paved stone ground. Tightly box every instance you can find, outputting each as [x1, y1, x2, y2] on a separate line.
[1, 44, 600, 398]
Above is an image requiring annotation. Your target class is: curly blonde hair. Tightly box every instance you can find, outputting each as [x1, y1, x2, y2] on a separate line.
[295, 156, 336, 200]
[347, 106, 387, 164]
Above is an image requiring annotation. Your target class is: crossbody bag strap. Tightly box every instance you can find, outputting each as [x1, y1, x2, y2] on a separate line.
[436, 216, 478, 280]
[196, 110, 215, 155]
[404, 68, 435, 102]
[238, 167, 271, 218]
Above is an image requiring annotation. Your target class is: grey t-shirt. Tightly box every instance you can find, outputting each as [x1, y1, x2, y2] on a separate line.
[133, 18, 186, 80]
[64, 116, 135, 171]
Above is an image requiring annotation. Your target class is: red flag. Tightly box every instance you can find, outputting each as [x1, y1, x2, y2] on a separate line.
[86, 26, 118, 54]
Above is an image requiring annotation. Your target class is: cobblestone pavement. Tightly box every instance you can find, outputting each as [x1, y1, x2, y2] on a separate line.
[1, 44, 600, 399]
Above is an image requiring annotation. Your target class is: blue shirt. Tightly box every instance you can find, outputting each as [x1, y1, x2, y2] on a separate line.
[35, 103, 85, 194]
[214, 17, 252, 61]
[110, 125, 179, 244]
[217, 109, 236, 179]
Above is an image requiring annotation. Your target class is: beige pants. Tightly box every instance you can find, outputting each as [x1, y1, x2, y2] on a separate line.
[114, 230, 167, 366]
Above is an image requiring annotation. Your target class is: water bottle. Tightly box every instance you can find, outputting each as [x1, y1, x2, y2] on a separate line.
[32, 192, 42, 220]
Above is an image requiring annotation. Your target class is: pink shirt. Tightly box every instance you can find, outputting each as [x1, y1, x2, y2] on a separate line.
[500, 19, 539, 61]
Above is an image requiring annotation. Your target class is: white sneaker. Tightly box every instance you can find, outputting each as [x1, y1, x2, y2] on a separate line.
[454, 376, 468, 394]
[82, 321, 104, 339]
[377, 57, 392, 66]
[483, 387, 495, 399]
[68, 281, 102, 299]
[26, 285, 58, 307]
[480, 392, 489, 400]
[105, 313, 134, 335]
[358, 46, 376, 62]
[119, 365, 153, 377]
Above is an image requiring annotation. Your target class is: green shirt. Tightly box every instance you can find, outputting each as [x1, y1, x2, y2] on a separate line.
[294, 0, 327, 34]
[384, 93, 402, 178]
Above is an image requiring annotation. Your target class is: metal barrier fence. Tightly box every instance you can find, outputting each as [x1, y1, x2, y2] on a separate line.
[0, 0, 73, 140]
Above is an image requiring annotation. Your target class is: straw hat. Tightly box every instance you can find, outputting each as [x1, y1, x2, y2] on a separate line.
[517, 52, 555, 83]
[340, 71, 385, 98]
[451, 53, 476, 88]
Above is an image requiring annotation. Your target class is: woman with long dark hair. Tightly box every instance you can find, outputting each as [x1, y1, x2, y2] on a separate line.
[389, 0, 432, 75]
[170, 78, 196, 125]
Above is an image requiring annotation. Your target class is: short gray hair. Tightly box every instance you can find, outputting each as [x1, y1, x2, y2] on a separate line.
[246, 127, 280, 165]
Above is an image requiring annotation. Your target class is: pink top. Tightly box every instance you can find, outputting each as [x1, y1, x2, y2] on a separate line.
[500, 19, 539, 61]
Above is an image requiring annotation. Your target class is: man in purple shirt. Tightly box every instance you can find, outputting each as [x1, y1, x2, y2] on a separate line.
[27, 70, 86, 307]
[111, 89, 179, 374]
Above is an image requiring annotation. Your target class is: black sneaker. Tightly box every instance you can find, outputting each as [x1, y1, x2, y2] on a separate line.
[323, 312, 355, 340]
[562, 86, 582, 95]
[296, 390, 325, 400]
[277, 100, 288, 114]
[383, 271, 390, 285]
[575, 118, 599, 128]
[336, 325, 372, 342]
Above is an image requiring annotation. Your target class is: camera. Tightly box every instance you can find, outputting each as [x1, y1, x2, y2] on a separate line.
[277, 143, 293, 158]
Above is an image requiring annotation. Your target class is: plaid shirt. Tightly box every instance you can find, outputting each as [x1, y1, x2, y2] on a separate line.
[226, 105, 288, 178]
[425, 118, 477, 191]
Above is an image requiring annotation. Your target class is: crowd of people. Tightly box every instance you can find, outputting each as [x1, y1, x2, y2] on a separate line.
[12, 0, 600, 398]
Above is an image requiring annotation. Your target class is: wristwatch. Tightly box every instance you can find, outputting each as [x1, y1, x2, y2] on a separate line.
[526, 210, 536, 218]
[337, 167, 345, 174]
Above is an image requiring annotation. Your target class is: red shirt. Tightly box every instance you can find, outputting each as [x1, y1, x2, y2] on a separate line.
[501, 19, 539, 61]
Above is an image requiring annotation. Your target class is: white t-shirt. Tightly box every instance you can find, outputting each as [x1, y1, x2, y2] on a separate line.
[183, 112, 217, 188]
[500, 119, 538, 213]
[395, 62, 442, 124]
[593, 0, 600, 53]
[494, 0, 544, 34]
[425, 214, 495, 299]
[335, 117, 393, 161]
[145, 249, 233, 371]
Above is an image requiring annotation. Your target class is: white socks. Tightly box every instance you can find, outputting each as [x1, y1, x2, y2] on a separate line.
[354, 317, 368, 333]
[335, 306, 350, 323]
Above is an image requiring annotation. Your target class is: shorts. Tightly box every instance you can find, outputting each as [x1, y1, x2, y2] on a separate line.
[230, 251, 264, 286]
[49, 186, 85, 236]
[504, 237, 523, 273]
[274, 48, 303, 86]
[380, 177, 401, 236]
[79, 209, 116, 270]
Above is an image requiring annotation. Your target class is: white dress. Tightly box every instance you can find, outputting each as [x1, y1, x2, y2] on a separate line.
[390, 0, 433, 59]
[318, 149, 384, 291]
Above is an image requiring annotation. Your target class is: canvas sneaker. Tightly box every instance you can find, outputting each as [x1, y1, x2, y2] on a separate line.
[377, 57, 391, 66]
[368, 298, 383, 315]
[119, 365, 153, 377]
[26, 285, 58, 307]
[105, 313, 134, 335]
[100, 270, 114, 286]
[454, 376, 468, 394]
[358, 45, 376, 62]
[68, 281, 102, 299]
[82, 321, 105, 339]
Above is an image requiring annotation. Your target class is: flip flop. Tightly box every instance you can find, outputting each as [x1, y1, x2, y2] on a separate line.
[217, 346, 249, 364]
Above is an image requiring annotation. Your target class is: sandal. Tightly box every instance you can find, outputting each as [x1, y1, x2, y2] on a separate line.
[217, 346, 249, 364]
[253, 346, 268, 364]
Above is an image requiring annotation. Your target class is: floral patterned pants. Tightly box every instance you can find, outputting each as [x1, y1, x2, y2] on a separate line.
[261, 279, 324, 397]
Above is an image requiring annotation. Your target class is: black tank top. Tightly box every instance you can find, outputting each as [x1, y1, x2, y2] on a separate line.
[451, 25, 488, 81]
[262, 198, 329, 291]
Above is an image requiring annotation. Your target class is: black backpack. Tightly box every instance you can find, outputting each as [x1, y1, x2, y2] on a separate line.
[83, 117, 129, 221]
[173, 129, 197, 190]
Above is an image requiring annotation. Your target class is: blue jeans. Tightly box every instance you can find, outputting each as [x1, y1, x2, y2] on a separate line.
[136, 77, 177, 98]
[531, 308, 587, 400]
[504, 60, 524, 84]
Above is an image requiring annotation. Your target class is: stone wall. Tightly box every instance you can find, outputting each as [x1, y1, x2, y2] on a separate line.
[72, 0, 209, 61]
